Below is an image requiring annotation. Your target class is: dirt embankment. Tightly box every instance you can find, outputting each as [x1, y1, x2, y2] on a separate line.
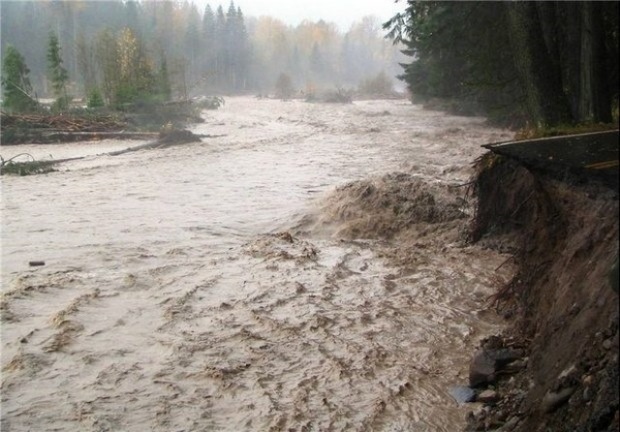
[466, 155, 619, 431]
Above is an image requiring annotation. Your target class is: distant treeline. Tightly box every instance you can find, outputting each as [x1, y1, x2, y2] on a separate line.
[0, 0, 403, 104]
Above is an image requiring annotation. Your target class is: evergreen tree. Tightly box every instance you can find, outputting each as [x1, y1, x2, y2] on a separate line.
[385, 1, 618, 126]
[202, 5, 216, 42]
[224, 2, 238, 91]
[47, 32, 70, 112]
[214, 5, 227, 89]
[221, 3, 251, 91]
[184, 3, 202, 85]
[234, 6, 250, 91]
[87, 87, 104, 109]
[202, 5, 217, 87]
[1, 45, 39, 113]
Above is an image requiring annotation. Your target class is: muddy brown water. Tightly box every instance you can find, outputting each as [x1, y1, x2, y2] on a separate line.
[1, 97, 514, 431]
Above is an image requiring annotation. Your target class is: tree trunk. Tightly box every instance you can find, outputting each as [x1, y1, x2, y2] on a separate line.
[555, 2, 582, 120]
[579, 2, 612, 123]
[535, 2, 562, 72]
[506, 2, 573, 126]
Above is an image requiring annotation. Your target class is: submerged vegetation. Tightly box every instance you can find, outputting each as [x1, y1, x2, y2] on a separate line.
[0, 154, 56, 176]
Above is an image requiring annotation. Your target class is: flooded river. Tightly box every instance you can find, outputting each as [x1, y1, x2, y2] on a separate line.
[1, 97, 514, 431]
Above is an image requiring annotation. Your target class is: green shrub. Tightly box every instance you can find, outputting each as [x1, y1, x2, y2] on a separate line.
[87, 88, 104, 109]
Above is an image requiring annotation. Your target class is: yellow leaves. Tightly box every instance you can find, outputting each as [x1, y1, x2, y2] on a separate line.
[253, 17, 339, 58]
[115, 27, 155, 89]
[117, 28, 139, 81]
[295, 20, 338, 53]
[254, 17, 289, 49]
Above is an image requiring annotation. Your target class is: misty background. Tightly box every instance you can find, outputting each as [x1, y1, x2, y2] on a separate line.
[0, 1, 406, 100]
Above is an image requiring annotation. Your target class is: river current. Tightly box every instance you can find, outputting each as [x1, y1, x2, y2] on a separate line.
[1, 97, 514, 431]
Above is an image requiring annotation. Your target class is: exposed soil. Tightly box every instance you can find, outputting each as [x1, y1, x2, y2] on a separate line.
[465, 155, 619, 431]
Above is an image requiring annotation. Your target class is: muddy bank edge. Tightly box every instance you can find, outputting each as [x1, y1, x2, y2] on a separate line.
[464, 152, 619, 431]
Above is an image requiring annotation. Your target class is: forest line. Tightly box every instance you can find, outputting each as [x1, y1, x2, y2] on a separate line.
[1, 0, 403, 110]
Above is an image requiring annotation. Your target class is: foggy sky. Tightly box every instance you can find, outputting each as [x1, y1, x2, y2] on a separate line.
[197, 0, 405, 30]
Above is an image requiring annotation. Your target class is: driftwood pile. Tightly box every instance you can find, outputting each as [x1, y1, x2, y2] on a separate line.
[0, 112, 124, 132]
[0, 112, 157, 144]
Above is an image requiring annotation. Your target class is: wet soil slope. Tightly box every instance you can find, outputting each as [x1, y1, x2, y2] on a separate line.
[469, 154, 619, 431]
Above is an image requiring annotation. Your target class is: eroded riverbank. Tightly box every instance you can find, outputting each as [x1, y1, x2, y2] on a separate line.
[1, 97, 513, 431]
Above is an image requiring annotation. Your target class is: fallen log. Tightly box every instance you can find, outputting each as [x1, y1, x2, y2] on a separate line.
[1, 130, 160, 145]
[42, 131, 158, 143]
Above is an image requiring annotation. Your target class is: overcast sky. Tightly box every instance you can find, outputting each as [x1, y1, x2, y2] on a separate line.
[199, 0, 405, 30]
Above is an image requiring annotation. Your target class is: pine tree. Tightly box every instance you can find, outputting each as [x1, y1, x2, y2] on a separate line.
[47, 32, 70, 112]
[1, 45, 39, 113]
[202, 5, 217, 87]
[87, 87, 104, 109]
[234, 6, 250, 91]
[214, 5, 227, 89]
[224, 2, 238, 91]
[184, 3, 202, 85]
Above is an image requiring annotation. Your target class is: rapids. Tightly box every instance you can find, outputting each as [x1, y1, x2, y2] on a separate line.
[1, 97, 514, 431]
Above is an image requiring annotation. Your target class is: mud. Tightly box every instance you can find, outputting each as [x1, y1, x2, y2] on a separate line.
[1, 97, 513, 431]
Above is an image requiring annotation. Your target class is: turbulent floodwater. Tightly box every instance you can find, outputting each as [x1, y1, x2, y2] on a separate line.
[1, 97, 514, 431]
